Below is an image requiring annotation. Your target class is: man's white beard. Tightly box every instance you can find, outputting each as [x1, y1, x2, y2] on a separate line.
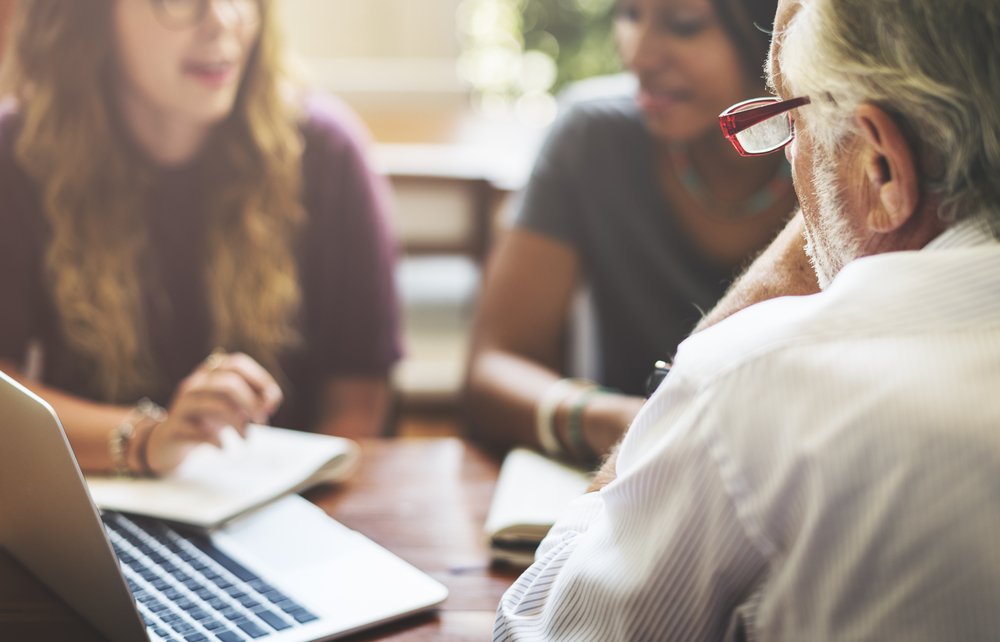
[803, 152, 863, 290]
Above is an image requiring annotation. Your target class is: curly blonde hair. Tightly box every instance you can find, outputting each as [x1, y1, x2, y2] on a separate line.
[0, 0, 305, 402]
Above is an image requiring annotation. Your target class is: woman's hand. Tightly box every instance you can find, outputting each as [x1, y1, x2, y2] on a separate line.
[141, 352, 283, 475]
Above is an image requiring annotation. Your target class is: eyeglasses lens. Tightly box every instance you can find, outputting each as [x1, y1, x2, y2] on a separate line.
[153, 0, 259, 28]
[735, 107, 793, 154]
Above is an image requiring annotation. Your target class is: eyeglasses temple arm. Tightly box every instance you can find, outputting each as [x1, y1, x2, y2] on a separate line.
[720, 97, 811, 137]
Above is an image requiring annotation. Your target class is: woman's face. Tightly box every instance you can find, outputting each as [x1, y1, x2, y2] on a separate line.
[114, 0, 262, 130]
[616, 0, 760, 141]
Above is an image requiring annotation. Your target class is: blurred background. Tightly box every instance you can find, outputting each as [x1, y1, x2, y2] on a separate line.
[278, 0, 622, 437]
[0, 0, 621, 436]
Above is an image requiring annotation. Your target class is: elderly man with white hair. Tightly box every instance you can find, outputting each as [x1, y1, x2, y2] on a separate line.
[493, 0, 1000, 640]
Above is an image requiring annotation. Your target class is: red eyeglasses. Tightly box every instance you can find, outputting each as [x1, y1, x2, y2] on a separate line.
[719, 96, 811, 156]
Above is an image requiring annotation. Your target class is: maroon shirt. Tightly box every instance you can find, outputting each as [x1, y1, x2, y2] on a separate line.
[0, 95, 402, 430]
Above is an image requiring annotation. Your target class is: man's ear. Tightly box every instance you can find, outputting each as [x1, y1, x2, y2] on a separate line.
[854, 103, 920, 232]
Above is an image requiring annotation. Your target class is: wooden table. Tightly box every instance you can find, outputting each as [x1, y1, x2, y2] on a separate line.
[0, 438, 522, 641]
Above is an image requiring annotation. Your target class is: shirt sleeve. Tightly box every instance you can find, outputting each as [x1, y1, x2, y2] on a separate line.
[494, 389, 769, 642]
[512, 104, 591, 249]
[299, 96, 402, 379]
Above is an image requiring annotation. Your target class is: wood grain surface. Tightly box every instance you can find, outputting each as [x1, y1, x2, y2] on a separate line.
[0, 438, 523, 642]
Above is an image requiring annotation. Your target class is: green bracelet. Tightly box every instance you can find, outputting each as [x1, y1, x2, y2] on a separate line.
[566, 386, 603, 463]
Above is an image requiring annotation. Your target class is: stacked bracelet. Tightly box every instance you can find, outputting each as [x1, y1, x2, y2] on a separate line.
[109, 420, 135, 478]
[110, 398, 167, 477]
[535, 378, 595, 459]
[566, 385, 604, 463]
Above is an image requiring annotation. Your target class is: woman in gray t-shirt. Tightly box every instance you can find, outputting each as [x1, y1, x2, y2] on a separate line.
[467, 0, 801, 462]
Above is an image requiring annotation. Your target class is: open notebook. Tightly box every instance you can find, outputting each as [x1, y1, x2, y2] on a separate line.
[86, 425, 360, 531]
[485, 448, 593, 567]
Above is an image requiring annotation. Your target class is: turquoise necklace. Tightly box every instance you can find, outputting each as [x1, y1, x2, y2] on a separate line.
[670, 145, 794, 221]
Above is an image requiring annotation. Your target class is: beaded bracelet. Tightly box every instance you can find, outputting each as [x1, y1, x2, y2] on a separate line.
[110, 398, 167, 477]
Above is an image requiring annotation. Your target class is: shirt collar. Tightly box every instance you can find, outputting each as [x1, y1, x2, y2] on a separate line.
[923, 215, 998, 251]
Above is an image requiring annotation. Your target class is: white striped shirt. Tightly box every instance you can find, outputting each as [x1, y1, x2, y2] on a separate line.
[495, 220, 1000, 641]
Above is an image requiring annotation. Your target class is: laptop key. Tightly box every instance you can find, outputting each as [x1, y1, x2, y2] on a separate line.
[236, 595, 260, 608]
[234, 619, 268, 639]
[170, 620, 195, 634]
[288, 608, 319, 624]
[261, 590, 287, 604]
[189, 538, 259, 583]
[215, 632, 245, 642]
[253, 609, 291, 631]
[247, 579, 271, 592]
[274, 600, 299, 614]
[184, 634, 209, 642]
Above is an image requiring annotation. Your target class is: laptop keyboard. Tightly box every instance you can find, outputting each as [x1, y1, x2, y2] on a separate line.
[103, 512, 319, 642]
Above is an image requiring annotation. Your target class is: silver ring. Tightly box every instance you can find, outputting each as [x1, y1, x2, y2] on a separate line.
[203, 348, 226, 373]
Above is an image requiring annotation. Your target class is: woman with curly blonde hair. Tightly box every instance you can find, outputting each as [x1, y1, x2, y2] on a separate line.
[0, 0, 400, 474]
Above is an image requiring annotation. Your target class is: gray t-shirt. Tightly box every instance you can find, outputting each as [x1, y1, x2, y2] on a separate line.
[515, 95, 733, 396]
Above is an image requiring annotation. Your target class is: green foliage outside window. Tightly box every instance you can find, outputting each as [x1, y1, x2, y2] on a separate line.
[521, 0, 621, 95]
[457, 0, 621, 125]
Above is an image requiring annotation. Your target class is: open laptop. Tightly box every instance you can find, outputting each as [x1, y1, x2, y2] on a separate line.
[0, 370, 448, 642]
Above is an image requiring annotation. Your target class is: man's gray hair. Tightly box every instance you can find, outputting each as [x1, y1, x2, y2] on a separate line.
[777, 0, 1000, 235]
